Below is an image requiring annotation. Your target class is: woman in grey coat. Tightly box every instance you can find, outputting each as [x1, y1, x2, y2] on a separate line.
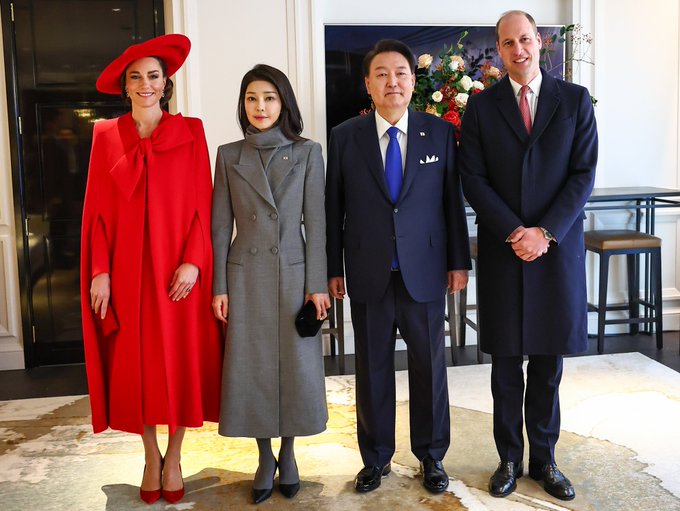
[211, 64, 330, 504]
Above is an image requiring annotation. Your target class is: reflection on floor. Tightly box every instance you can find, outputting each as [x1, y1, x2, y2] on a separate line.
[1, 352, 679, 510]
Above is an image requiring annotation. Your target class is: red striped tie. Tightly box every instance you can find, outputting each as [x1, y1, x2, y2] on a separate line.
[520, 85, 532, 134]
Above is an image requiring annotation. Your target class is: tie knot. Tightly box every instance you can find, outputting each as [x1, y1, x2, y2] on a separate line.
[387, 126, 399, 139]
[520, 85, 530, 97]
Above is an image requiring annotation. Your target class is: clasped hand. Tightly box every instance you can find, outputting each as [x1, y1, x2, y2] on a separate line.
[508, 226, 550, 262]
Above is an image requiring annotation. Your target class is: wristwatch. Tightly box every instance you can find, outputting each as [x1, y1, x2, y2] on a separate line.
[539, 227, 556, 243]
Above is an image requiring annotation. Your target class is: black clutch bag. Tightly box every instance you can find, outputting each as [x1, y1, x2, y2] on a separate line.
[295, 300, 324, 337]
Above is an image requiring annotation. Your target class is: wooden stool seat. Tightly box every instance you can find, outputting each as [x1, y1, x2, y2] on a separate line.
[585, 230, 661, 251]
[584, 229, 662, 354]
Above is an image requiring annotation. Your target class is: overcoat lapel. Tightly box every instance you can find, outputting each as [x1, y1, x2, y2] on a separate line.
[495, 76, 530, 143]
[528, 71, 560, 147]
[233, 142, 276, 209]
[353, 113, 392, 202]
[268, 144, 297, 195]
[399, 111, 424, 203]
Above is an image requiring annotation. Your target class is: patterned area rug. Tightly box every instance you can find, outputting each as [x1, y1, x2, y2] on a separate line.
[1, 352, 679, 510]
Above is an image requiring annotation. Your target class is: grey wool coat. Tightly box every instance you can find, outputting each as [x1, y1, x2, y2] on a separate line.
[212, 127, 328, 438]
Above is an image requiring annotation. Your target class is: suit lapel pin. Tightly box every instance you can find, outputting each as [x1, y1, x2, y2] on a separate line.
[420, 131, 426, 137]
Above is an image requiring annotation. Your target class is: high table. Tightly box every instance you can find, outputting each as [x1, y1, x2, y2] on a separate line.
[586, 186, 680, 234]
[585, 187, 680, 336]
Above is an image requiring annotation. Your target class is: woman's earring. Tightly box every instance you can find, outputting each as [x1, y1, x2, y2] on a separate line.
[161, 91, 165, 98]
[125, 90, 129, 97]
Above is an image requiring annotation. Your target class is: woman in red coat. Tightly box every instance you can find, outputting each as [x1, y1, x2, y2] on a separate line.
[80, 34, 222, 505]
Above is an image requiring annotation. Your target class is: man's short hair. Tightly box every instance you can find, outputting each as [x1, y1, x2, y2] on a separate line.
[495, 10, 538, 41]
[362, 39, 416, 77]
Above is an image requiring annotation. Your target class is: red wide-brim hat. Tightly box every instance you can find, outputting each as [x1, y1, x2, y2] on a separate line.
[96, 34, 191, 95]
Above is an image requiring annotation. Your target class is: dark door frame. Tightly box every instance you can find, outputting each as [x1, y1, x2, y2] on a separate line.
[1, 0, 34, 367]
[1, 0, 165, 368]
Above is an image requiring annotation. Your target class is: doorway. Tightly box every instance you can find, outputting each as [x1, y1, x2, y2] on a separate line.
[1, 0, 164, 366]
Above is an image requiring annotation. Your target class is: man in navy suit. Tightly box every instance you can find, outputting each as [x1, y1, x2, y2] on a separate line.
[326, 39, 471, 494]
[459, 11, 598, 501]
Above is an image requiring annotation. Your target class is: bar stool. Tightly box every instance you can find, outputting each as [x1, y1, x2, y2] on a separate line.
[457, 237, 484, 363]
[324, 297, 345, 374]
[584, 229, 663, 354]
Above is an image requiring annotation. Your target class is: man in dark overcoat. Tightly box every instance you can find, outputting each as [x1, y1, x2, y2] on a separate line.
[458, 10, 598, 501]
[326, 39, 471, 494]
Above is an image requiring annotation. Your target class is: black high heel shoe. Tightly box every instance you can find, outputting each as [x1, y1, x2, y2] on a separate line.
[252, 460, 278, 504]
[279, 460, 300, 499]
[279, 481, 300, 499]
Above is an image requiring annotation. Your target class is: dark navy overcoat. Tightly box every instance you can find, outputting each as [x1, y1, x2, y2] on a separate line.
[459, 70, 598, 356]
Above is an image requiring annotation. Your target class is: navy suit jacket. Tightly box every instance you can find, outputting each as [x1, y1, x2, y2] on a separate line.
[459, 70, 598, 355]
[326, 110, 470, 303]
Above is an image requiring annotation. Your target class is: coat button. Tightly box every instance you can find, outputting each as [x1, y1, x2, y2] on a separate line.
[270, 213, 278, 220]
[250, 214, 257, 221]
[394, 208, 399, 213]
[391, 235, 396, 240]
[250, 247, 258, 255]
[271, 247, 279, 254]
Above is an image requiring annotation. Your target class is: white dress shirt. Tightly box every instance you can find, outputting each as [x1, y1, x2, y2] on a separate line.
[509, 72, 542, 124]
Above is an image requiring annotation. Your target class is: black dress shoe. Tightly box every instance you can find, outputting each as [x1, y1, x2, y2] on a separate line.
[489, 460, 523, 497]
[354, 463, 391, 492]
[420, 456, 449, 493]
[252, 460, 278, 504]
[529, 462, 575, 501]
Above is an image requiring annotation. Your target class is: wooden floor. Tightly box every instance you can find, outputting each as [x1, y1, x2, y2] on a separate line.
[0, 332, 678, 401]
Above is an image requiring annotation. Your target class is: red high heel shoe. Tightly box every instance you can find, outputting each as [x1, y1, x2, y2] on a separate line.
[139, 462, 162, 504]
[162, 464, 184, 504]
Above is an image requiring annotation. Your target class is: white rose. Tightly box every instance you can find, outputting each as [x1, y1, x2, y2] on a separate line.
[431, 90, 443, 103]
[455, 93, 469, 107]
[487, 66, 502, 78]
[417, 54, 433, 69]
[449, 59, 459, 71]
[472, 80, 484, 90]
[458, 75, 473, 91]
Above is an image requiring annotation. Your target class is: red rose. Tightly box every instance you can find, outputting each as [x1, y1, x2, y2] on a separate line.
[443, 110, 461, 127]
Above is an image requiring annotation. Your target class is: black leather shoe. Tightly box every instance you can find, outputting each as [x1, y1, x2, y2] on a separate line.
[489, 460, 523, 497]
[420, 456, 449, 493]
[354, 463, 391, 492]
[252, 460, 278, 504]
[529, 462, 575, 501]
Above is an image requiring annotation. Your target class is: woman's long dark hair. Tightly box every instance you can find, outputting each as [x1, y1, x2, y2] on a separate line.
[237, 64, 304, 141]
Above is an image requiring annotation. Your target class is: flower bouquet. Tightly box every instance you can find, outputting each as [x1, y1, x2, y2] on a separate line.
[410, 33, 502, 139]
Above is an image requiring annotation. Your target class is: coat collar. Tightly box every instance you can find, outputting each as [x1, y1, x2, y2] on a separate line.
[109, 111, 194, 201]
[351, 110, 430, 205]
[495, 69, 560, 145]
[232, 140, 297, 209]
[352, 113, 390, 201]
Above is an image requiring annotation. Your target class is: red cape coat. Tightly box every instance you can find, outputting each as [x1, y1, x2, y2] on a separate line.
[80, 111, 223, 434]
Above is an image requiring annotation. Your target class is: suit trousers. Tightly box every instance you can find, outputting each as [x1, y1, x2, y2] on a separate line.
[490, 354, 563, 465]
[350, 271, 449, 467]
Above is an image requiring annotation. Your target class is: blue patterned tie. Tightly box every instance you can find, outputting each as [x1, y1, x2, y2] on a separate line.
[385, 126, 402, 269]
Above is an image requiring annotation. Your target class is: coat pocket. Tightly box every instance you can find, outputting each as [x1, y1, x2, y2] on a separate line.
[286, 251, 306, 266]
[227, 254, 244, 266]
